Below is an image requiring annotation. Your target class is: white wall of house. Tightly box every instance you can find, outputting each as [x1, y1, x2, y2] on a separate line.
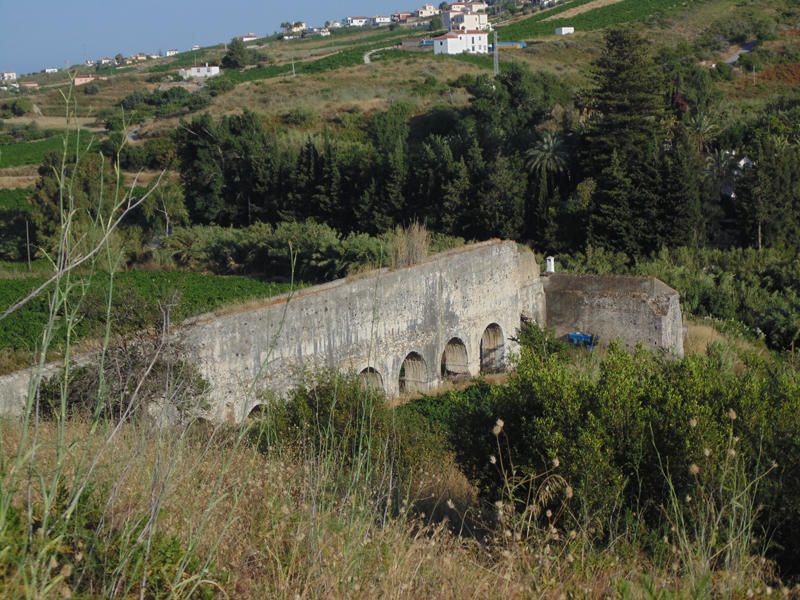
[1, 72, 18, 81]
[554, 26, 575, 35]
[346, 16, 369, 27]
[451, 12, 490, 31]
[179, 64, 221, 79]
[433, 31, 489, 55]
[371, 16, 392, 26]
[416, 4, 440, 18]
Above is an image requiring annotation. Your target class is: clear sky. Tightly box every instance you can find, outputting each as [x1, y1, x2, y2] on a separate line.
[0, 0, 406, 75]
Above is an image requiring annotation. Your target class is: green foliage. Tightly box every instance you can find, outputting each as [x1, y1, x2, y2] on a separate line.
[0, 189, 32, 261]
[249, 371, 451, 496]
[0, 98, 32, 118]
[0, 485, 217, 598]
[560, 245, 800, 352]
[0, 135, 66, 168]
[501, 0, 700, 40]
[221, 37, 251, 70]
[0, 188, 32, 212]
[404, 326, 800, 571]
[120, 87, 211, 119]
[38, 340, 209, 421]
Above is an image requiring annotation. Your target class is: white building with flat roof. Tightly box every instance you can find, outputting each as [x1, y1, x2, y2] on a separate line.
[554, 26, 575, 35]
[179, 64, 221, 79]
[433, 30, 489, 55]
[1, 72, 18, 81]
[346, 16, 369, 27]
[416, 4, 440, 18]
[449, 12, 490, 31]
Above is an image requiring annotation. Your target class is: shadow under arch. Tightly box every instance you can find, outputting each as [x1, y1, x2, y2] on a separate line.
[441, 337, 469, 380]
[480, 323, 505, 374]
[359, 367, 384, 392]
[399, 352, 427, 394]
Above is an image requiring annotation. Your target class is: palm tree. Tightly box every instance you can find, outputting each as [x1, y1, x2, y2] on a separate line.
[525, 130, 569, 205]
[687, 112, 719, 154]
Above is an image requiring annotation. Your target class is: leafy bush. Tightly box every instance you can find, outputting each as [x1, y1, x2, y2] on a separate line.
[249, 370, 452, 500]
[38, 338, 209, 422]
[404, 325, 800, 573]
[119, 87, 211, 119]
[164, 221, 464, 282]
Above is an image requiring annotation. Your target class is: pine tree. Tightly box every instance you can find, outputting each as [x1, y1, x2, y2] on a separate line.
[583, 28, 667, 255]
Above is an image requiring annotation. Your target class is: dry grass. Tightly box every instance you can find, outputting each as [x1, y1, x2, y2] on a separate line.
[4, 417, 779, 598]
[0, 116, 103, 131]
[0, 165, 39, 189]
[139, 58, 484, 137]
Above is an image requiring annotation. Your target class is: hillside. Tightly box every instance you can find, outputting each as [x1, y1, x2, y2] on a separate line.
[2, 0, 800, 596]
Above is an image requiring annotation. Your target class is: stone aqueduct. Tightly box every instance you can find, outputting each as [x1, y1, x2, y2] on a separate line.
[0, 241, 685, 423]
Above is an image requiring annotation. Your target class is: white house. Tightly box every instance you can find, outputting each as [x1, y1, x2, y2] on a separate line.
[191, 44, 202, 51]
[44, 68, 59, 74]
[284, 22, 307, 34]
[97, 57, 114, 65]
[416, 4, 440, 18]
[179, 64, 221, 79]
[450, 1, 489, 12]
[346, 16, 369, 27]
[554, 26, 575, 35]
[433, 30, 489, 55]
[327, 20, 343, 28]
[371, 16, 392, 26]
[166, 49, 180, 57]
[1, 72, 18, 81]
[240, 33, 259, 42]
[450, 12, 490, 31]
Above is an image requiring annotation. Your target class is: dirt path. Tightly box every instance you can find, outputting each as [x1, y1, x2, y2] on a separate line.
[1, 116, 102, 131]
[542, 0, 624, 22]
[364, 47, 397, 64]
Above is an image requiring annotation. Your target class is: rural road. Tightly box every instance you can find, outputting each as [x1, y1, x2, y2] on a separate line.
[725, 41, 757, 65]
[363, 47, 397, 64]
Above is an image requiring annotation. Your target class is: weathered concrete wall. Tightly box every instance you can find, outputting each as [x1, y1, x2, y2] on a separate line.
[0, 241, 545, 422]
[542, 273, 684, 357]
[180, 240, 545, 422]
[0, 243, 685, 424]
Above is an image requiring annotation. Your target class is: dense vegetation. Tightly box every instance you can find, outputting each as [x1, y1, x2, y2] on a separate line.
[0, 135, 66, 168]
[403, 323, 800, 574]
[2, 1, 800, 594]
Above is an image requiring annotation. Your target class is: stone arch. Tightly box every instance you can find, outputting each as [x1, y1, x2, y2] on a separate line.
[359, 367, 384, 392]
[246, 403, 269, 421]
[440, 337, 469, 380]
[399, 352, 428, 395]
[480, 323, 505, 373]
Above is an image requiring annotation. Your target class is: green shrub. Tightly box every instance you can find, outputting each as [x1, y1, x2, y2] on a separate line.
[249, 371, 451, 499]
[405, 325, 800, 572]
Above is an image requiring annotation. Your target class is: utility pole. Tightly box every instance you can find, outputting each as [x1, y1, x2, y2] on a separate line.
[25, 219, 31, 271]
[493, 30, 500, 77]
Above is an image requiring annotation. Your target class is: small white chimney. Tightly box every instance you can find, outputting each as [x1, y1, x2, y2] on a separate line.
[545, 256, 555, 274]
